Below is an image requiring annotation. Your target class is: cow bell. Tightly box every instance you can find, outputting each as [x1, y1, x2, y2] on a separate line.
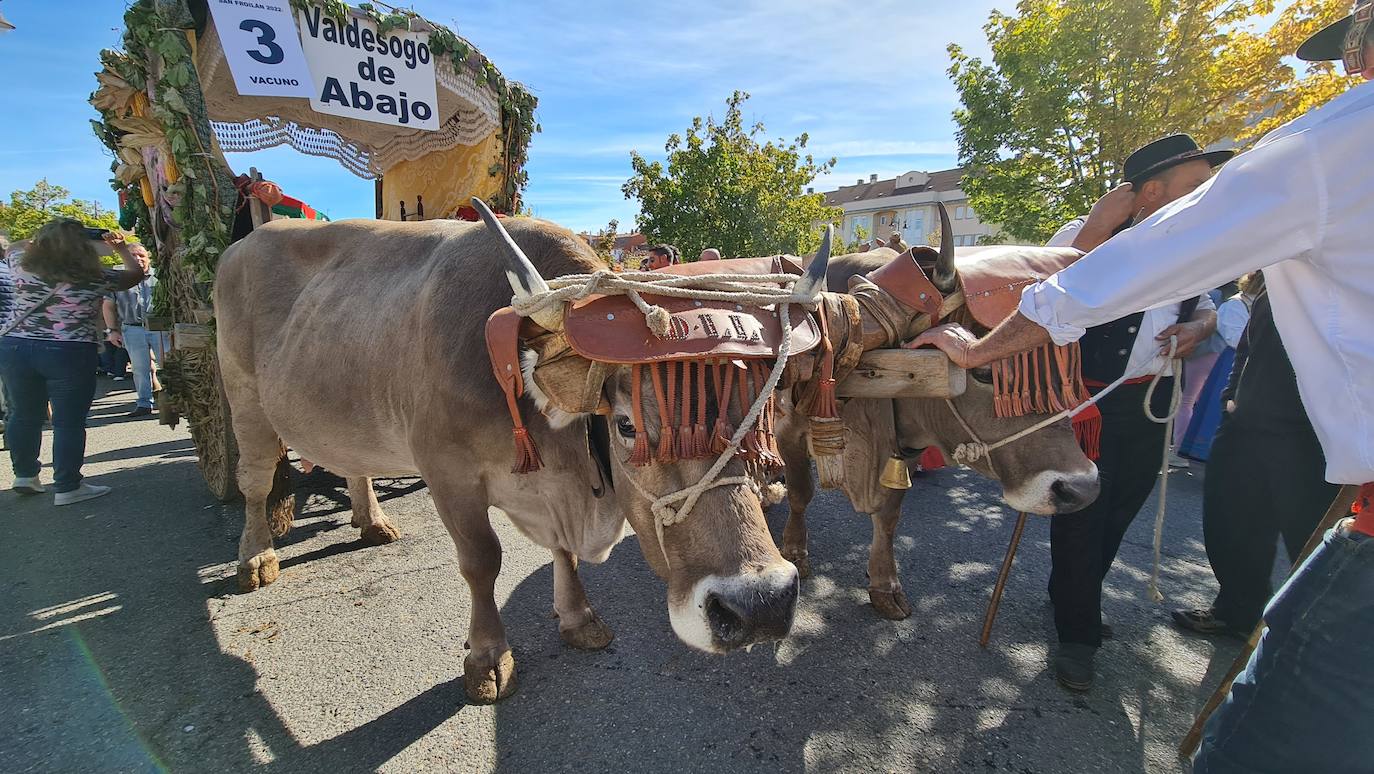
[879, 455, 912, 490]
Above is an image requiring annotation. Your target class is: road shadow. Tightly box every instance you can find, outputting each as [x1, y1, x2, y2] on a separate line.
[488, 466, 1217, 773]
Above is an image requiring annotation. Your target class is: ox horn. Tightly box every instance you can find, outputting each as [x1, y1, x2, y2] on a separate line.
[472, 197, 563, 331]
[791, 225, 832, 302]
[931, 201, 957, 294]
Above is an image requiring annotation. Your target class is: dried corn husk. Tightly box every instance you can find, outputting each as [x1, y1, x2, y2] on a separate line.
[91, 69, 138, 115]
[112, 116, 169, 155]
[115, 147, 146, 185]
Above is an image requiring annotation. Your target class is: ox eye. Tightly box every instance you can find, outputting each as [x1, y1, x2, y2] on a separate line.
[616, 416, 636, 439]
[970, 366, 994, 384]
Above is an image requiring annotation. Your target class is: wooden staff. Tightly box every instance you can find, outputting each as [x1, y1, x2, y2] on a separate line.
[980, 511, 1029, 647]
[1178, 484, 1359, 759]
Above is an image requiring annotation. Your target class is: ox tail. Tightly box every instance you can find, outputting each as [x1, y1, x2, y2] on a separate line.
[267, 444, 296, 538]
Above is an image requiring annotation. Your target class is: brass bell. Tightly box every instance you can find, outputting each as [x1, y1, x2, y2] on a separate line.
[879, 455, 911, 490]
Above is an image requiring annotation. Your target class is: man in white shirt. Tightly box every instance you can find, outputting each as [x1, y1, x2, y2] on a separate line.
[1037, 134, 1224, 694]
[913, 5, 1374, 770]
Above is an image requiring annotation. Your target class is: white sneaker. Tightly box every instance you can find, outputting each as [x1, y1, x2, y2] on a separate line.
[54, 483, 112, 506]
[12, 476, 46, 494]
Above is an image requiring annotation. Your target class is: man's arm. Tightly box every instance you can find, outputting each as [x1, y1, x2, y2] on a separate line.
[916, 130, 1321, 363]
[102, 298, 123, 347]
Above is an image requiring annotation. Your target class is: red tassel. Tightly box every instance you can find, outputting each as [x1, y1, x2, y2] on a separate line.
[652, 363, 677, 464]
[630, 431, 653, 466]
[629, 365, 653, 466]
[711, 418, 734, 455]
[678, 362, 696, 459]
[1072, 403, 1102, 461]
[511, 427, 543, 473]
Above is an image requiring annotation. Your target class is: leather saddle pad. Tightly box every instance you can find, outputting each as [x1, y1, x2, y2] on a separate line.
[562, 256, 822, 364]
[954, 246, 1083, 328]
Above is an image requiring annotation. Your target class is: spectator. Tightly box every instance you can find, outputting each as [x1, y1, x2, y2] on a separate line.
[1177, 272, 1263, 461]
[645, 244, 679, 270]
[102, 243, 164, 418]
[0, 219, 146, 504]
[698, 248, 721, 262]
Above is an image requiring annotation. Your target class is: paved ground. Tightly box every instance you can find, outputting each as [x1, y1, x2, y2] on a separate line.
[1, 382, 1259, 773]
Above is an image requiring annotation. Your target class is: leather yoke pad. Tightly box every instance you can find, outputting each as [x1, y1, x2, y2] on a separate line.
[954, 246, 1082, 328]
[485, 307, 525, 396]
[562, 256, 822, 364]
[864, 247, 944, 318]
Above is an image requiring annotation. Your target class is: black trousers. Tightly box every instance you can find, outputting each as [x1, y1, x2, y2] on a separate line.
[1203, 419, 1339, 631]
[1049, 381, 1172, 647]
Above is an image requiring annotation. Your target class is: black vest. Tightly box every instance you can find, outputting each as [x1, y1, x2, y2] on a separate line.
[1080, 313, 1147, 384]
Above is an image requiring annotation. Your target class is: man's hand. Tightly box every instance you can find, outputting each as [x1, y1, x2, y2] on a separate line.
[1225, 399, 1236, 414]
[1157, 320, 1209, 358]
[905, 323, 980, 368]
[1071, 183, 1138, 251]
[107, 329, 124, 348]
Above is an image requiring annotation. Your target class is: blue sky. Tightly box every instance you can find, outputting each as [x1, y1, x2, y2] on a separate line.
[0, 0, 1013, 233]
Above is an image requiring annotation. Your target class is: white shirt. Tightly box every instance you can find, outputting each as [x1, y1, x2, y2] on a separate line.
[1045, 218, 1215, 380]
[1215, 295, 1252, 349]
[1019, 81, 1374, 484]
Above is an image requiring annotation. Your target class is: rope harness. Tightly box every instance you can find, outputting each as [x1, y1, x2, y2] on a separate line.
[513, 269, 816, 568]
[942, 336, 1183, 601]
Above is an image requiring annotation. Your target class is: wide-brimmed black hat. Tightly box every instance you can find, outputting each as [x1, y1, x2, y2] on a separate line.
[1123, 134, 1234, 186]
[1298, 1, 1370, 71]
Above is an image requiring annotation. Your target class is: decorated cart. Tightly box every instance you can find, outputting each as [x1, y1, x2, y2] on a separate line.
[89, 0, 536, 500]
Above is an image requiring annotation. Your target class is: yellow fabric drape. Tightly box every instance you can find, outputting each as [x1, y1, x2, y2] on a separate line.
[381, 133, 504, 221]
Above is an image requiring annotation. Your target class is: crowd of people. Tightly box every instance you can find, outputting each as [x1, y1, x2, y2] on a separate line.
[0, 219, 164, 505]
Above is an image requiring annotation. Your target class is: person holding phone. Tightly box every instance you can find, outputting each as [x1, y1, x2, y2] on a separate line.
[0, 218, 146, 505]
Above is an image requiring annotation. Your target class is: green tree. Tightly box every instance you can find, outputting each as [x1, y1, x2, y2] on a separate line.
[948, 0, 1356, 243]
[623, 91, 840, 258]
[593, 218, 620, 263]
[0, 179, 121, 241]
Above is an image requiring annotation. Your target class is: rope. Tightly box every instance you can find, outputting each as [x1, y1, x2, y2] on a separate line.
[513, 268, 811, 568]
[943, 337, 1183, 601]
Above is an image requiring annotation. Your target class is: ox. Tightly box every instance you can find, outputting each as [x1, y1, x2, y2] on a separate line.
[776, 224, 1100, 619]
[213, 210, 926, 702]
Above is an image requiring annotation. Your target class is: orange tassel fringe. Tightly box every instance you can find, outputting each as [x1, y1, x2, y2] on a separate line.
[510, 427, 543, 474]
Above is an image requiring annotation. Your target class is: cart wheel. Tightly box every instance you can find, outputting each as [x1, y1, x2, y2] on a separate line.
[192, 358, 241, 502]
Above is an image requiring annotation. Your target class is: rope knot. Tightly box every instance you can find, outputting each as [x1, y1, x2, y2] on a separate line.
[952, 442, 990, 466]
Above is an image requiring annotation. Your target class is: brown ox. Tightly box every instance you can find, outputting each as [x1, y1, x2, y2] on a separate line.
[776, 241, 1100, 619]
[213, 211, 921, 702]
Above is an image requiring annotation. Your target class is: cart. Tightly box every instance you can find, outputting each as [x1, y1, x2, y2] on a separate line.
[90, 0, 536, 500]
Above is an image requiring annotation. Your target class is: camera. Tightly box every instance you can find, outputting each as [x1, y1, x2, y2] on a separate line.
[83, 227, 111, 241]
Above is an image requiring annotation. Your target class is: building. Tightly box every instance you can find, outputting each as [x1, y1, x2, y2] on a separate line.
[816, 167, 999, 248]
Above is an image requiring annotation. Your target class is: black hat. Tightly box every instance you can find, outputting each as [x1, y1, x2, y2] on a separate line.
[1123, 134, 1234, 186]
[1297, 1, 1371, 73]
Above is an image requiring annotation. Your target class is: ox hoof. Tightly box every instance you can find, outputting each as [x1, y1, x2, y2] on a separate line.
[869, 586, 912, 620]
[237, 552, 280, 592]
[463, 650, 517, 704]
[560, 612, 614, 650]
[783, 551, 811, 579]
[360, 521, 401, 546]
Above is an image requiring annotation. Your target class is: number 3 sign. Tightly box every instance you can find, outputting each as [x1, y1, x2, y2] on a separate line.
[207, 0, 314, 98]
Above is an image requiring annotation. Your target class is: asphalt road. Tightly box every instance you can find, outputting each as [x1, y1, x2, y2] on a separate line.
[1, 382, 1258, 773]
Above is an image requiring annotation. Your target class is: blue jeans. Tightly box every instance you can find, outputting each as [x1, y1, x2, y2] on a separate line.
[1194, 524, 1374, 773]
[0, 336, 99, 492]
[121, 325, 168, 409]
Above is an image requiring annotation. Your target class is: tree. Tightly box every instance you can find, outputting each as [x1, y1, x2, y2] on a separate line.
[948, 0, 1356, 243]
[0, 179, 121, 241]
[623, 91, 840, 259]
[593, 218, 620, 263]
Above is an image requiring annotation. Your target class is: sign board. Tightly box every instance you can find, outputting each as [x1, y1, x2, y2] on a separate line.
[205, 0, 314, 98]
[296, 5, 440, 130]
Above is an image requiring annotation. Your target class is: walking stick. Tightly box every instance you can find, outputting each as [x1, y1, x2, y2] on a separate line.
[1177, 484, 1359, 759]
[980, 511, 1029, 647]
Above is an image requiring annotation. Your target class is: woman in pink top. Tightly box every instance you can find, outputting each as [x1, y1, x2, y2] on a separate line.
[1, 219, 145, 505]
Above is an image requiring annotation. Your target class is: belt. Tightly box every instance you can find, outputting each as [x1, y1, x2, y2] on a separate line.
[1352, 483, 1374, 537]
[1084, 376, 1154, 389]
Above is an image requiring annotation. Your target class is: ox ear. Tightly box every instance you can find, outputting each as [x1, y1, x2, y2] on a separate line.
[522, 334, 612, 424]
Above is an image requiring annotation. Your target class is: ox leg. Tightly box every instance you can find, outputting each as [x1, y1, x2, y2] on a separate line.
[778, 435, 815, 578]
[551, 549, 614, 650]
[347, 477, 401, 546]
[232, 402, 283, 592]
[867, 490, 912, 620]
[424, 475, 515, 703]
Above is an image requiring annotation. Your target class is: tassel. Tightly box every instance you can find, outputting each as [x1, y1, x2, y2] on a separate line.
[810, 296, 841, 420]
[712, 362, 736, 455]
[692, 360, 709, 457]
[678, 361, 695, 460]
[737, 364, 759, 460]
[511, 427, 544, 473]
[1072, 402, 1102, 460]
[653, 363, 677, 464]
[992, 359, 1006, 418]
[629, 365, 653, 466]
[1031, 345, 1046, 413]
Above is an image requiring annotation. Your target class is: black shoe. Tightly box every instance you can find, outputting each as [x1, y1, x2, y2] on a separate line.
[128, 406, 153, 417]
[1171, 608, 1247, 639]
[1054, 643, 1096, 692]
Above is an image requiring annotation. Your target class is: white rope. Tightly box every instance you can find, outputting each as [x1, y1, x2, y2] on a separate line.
[942, 337, 1183, 602]
[516, 268, 810, 568]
